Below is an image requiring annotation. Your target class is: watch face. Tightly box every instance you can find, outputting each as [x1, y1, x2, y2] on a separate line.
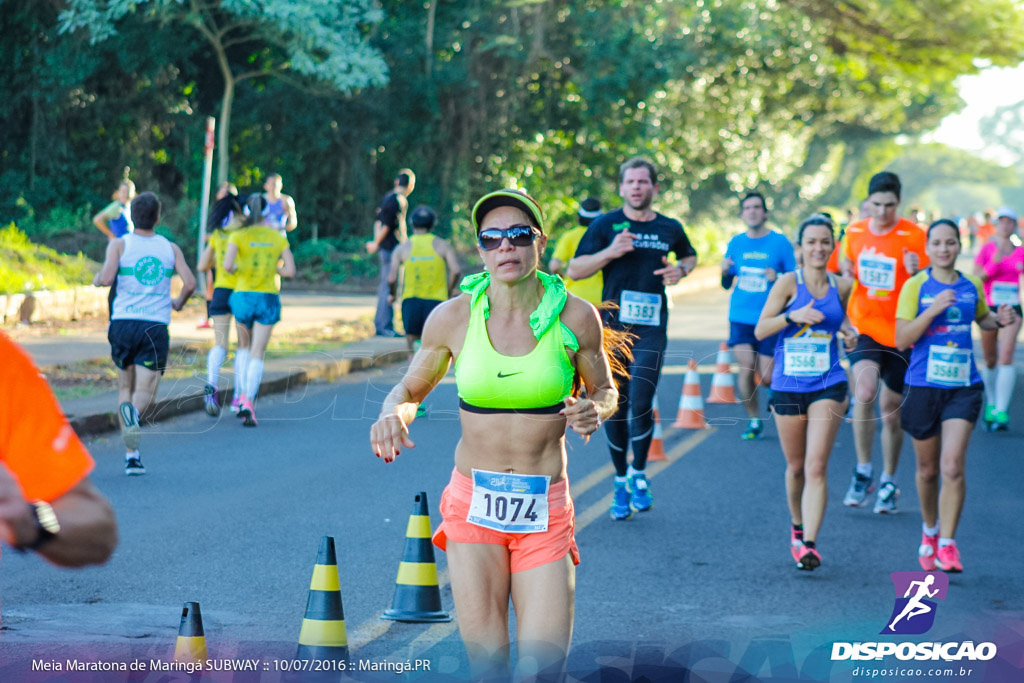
[35, 501, 61, 534]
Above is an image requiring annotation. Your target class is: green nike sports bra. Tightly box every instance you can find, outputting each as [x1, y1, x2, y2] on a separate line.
[454, 271, 578, 413]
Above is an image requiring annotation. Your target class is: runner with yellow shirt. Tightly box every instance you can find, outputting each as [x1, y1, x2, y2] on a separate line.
[223, 195, 296, 427]
[548, 197, 603, 306]
[198, 193, 243, 416]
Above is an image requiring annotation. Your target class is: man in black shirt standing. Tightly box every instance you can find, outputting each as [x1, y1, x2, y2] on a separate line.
[367, 169, 416, 336]
[569, 157, 697, 520]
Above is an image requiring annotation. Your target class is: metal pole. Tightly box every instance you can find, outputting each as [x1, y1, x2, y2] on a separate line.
[197, 116, 216, 296]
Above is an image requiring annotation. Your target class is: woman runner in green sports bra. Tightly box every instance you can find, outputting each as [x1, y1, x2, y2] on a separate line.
[370, 190, 621, 679]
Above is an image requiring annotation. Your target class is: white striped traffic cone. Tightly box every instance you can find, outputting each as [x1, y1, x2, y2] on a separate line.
[707, 342, 738, 404]
[648, 407, 667, 461]
[673, 360, 707, 429]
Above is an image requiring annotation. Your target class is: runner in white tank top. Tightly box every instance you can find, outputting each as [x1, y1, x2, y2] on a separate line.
[93, 192, 195, 475]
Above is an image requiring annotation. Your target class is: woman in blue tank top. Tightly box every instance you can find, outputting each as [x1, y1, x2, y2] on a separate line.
[755, 214, 857, 572]
[894, 219, 1017, 574]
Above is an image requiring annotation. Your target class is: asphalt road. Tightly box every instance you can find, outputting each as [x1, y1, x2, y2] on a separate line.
[2, 287, 1022, 682]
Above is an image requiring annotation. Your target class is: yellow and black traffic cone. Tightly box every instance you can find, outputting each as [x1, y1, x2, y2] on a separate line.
[382, 491, 452, 623]
[173, 601, 208, 663]
[296, 536, 348, 662]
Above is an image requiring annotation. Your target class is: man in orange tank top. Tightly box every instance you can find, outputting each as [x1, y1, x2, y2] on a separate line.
[840, 172, 928, 514]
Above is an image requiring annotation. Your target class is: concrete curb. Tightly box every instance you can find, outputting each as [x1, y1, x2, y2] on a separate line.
[69, 339, 410, 439]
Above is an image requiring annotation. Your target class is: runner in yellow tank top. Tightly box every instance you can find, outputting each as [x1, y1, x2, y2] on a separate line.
[223, 195, 296, 427]
[388, 206, 461, 354]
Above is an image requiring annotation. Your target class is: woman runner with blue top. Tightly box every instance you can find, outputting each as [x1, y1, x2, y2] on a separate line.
[894, 219, 1017, 574]
[755, 214, 857, 571]
[370, 190, 622, 679]
[722, 192, 797, 439]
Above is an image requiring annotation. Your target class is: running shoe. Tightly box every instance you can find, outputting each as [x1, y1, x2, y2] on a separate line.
[609, 482, 632, 521]
[935, 542, 963, 573]
[873, 481, 899, 514]
[741, 418, 763, 440]
[842, 471, 875, 507]
[230, 396, 243, 415]
[790, 528, 804, 563]
[627, 472, 653, 512]
[918, 533, 939, 571]
[796, 544, 821, 571]
[983, 404, 995, 428]
[119, 401, 141, 451]
[991, 410, 1009, 432]
[203, 384, 221, 417]
[238, 397, 258, 427]
[125, 456, 146, 476]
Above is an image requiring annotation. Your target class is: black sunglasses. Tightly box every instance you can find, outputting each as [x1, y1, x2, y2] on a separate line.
[478, 225, 539, 251]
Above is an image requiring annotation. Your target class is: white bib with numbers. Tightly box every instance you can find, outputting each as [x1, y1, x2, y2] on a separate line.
[783, 336, 831, 377]
[990, 281, 1020, 307]
[738, 266, 768, 293]
[858, 252, 897, 292]
[467, 469, 550, 534]
[926, 346, 971, 387]
[619, 290, 662, 326]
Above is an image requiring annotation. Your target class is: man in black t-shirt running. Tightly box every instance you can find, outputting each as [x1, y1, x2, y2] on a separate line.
[367, 169, 416, 336]
[569, 157, 697, 520]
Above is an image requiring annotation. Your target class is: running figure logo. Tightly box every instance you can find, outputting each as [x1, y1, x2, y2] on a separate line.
[133, 256, 166, 286]
[882, 571, 949, 635]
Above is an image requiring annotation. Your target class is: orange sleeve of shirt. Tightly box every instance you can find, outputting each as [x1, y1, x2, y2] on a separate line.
[0, 333, 94, 502]
[908, 222, 930, 270]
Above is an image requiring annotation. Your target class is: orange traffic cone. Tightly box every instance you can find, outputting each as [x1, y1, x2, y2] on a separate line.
[707, 342, 738, 404]
[648, 407, 667, 461]
[673, 360, 707, 429]
[173, 602, 208, 664]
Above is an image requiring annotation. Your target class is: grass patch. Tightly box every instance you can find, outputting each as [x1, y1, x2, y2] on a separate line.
[0, 223, 96, 295]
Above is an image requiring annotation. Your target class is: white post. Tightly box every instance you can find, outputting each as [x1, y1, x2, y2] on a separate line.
[197, 116, 216, 295]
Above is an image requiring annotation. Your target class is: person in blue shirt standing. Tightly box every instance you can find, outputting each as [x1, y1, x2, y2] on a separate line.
[721, 192, 797, 439]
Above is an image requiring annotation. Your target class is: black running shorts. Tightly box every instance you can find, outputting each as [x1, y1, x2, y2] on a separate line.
[900, 383, 983, 440]
[109, 319, 170, 374]
[847, 333, 911, 393]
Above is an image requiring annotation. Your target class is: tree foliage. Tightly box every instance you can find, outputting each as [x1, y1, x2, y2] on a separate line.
[58, 0, 388, 183]
[2, 0, 1023, 272]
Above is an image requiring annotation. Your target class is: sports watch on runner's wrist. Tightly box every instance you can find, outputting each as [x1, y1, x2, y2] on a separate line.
[14, 501, 61, 552]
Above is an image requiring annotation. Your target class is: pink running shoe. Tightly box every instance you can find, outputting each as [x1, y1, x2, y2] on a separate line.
[935, 542, 963, 573]
[790, 528, 804, 563]
[238, 397, 257, 427]
[797, 545, 821, 571]
[231, 397, 243, 415]
[918, 533, 938, 571]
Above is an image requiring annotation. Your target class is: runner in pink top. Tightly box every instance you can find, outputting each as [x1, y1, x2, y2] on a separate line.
[973, 206, 1024, 431]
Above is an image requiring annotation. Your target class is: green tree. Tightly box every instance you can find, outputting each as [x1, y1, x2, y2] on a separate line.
[59, 0, 389, 183]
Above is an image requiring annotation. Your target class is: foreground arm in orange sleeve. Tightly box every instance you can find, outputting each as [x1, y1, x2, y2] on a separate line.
[0, 335, 118, 566]
[0, 467, 117, 567]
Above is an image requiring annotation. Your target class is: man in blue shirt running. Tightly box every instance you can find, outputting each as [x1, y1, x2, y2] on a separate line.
[721, 192, 797, 439]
